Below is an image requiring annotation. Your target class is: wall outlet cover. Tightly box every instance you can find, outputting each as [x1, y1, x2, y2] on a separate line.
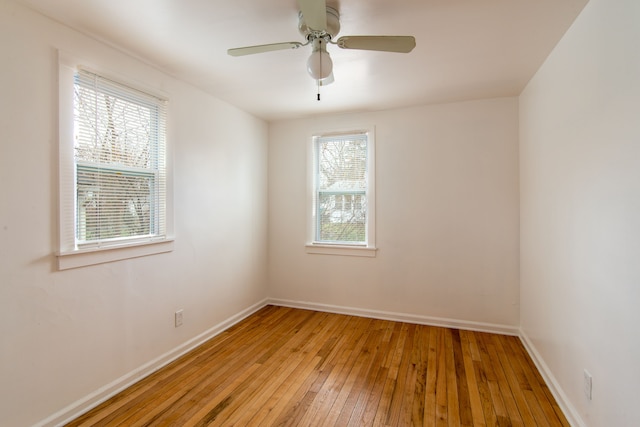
[175, 309, 184, 327]
[583, 369, 592, 400]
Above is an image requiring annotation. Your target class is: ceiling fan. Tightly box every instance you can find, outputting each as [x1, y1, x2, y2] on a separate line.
[227, 0, 416, 86]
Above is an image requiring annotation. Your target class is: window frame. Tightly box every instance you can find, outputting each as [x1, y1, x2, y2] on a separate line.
[306, 129, 376, 257]
[57, 52, 173, 270]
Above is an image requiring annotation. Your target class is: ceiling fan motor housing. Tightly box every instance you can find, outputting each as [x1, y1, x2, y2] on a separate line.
[298, 6, 340, 40]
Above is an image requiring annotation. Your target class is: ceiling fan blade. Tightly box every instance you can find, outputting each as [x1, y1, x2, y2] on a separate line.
[227, 42, 304, 57]
[298, 0, 327, 32]
[336, 36, 416, 53]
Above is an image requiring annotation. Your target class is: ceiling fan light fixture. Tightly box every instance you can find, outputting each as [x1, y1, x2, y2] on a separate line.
[306, 41, 333, 80]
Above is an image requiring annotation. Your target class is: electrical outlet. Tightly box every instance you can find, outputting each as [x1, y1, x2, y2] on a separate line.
[583, 369, 592, 400]
[175, 309, 184, 327]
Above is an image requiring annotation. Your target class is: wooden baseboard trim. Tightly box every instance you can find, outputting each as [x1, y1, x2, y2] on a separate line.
[267, 298, 520, 336]
[519, 330, 585, 427]
[35, 298, 270, 427]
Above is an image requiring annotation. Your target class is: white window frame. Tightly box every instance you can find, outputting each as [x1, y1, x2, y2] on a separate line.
[57, 52, 173, 270]
[306, 129, 376, 257]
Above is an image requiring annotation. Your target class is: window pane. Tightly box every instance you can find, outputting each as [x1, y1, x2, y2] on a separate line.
[74, 85, 154, 168]
[318, 193, 366, 242]
[318, 138, 367, 192]
[77, 166, 153, 241]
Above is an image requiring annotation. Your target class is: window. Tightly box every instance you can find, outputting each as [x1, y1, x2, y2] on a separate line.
[307, 131, 376, 257]
[58, 56, 173, 269]
[73, 70, 166, 244]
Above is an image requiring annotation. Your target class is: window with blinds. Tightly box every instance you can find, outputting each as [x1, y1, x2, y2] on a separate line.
[312, 133, 370, 245]
[73, 70, 167, 247]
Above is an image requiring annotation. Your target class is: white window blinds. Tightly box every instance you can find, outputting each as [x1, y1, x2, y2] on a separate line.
[313, 133, 368, 244]
[73, 70, 167, 247]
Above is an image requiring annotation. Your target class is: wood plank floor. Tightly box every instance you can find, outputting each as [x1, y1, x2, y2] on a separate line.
[66, 306, 568, 426]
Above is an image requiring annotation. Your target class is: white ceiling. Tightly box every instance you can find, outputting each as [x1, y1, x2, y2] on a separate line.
[17, 0, 588, 121]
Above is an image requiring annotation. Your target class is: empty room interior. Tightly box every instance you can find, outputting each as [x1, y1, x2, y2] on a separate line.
[1, 0, 638, 425]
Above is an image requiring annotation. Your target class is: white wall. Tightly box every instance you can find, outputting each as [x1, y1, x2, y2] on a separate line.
[269, 98, 520, 329]
[519, 0, 640, 425]
[0, 2, 268, 426]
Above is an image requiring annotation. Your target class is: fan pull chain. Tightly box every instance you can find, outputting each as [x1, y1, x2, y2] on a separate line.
[317, 43, 322, 101]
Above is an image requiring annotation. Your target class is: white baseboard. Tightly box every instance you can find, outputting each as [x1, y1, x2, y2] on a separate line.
[35, 298, 270, 427]
[267, 298, 520, 336]
[519, 330, 585, 427]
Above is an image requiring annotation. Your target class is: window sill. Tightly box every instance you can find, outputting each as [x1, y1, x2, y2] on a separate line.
[57, 238, 174, 270]
[305, 244, 377, 257]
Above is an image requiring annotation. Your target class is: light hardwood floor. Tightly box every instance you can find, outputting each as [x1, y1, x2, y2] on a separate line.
[66, 305, 568, 426]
